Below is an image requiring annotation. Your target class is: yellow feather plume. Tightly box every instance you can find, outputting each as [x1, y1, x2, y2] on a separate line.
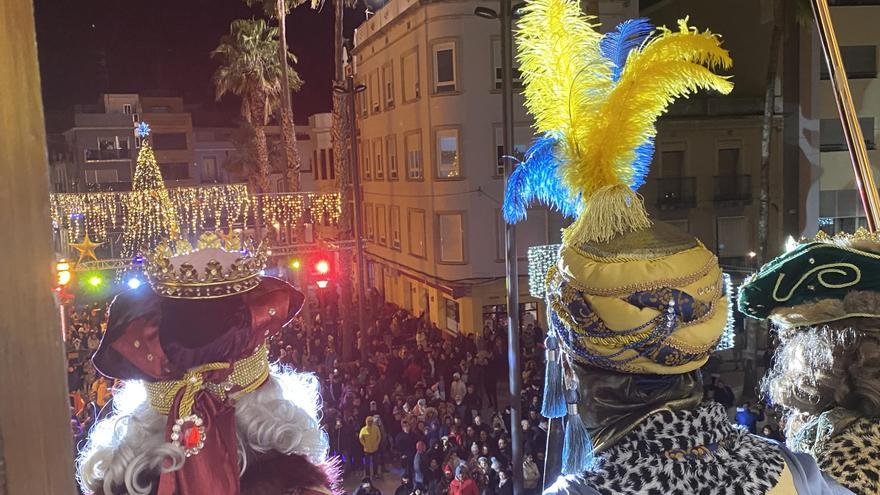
[562, 18, 733, 203]
[516, 0, 610, 148]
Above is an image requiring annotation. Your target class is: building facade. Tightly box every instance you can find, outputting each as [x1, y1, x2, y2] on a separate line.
[351, 0, 639, 334]
[54, 94, 198, 192]
[815, 1, 880, 234]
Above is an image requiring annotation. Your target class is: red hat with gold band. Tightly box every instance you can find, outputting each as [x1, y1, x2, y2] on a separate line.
[92, 232, 305, 495]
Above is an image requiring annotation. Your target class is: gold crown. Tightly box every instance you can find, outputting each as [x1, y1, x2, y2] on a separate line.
[145, 231, 268, 300]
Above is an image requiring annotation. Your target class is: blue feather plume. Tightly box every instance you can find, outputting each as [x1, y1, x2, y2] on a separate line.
[600, 18, 655, 81]
[502, 135, 581, 223]
[628, 137, 655, 190]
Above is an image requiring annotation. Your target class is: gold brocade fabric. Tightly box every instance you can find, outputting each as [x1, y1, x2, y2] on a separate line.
[548, 222, 727, 375]
[145, 344, 270, 416]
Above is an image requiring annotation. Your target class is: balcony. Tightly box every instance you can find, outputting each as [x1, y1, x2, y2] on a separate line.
[84, 148, 132, 162]
[655, 177, 696, 210]
[714, 175, 752, 204]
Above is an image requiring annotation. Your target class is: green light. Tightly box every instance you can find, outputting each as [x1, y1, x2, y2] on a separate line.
[88, 275, 103, 287]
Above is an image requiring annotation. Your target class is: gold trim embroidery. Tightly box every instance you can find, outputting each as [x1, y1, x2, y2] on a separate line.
[771, 263, 861, 302]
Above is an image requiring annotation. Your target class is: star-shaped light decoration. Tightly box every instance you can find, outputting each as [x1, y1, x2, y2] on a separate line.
[135, 121, 151, 138]
[69, 233, 104, 265]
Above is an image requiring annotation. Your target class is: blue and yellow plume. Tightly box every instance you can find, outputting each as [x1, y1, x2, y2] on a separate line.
[505, 0, 733, 246]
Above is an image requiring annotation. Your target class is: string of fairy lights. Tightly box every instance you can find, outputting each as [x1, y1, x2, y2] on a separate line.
[51, 188, 342, 248]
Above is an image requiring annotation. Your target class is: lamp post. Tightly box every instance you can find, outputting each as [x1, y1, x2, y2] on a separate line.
[333, 77, 369, 362]
[475, 3, 524, 494]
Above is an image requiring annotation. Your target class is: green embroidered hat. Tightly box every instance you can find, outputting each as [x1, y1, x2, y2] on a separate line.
[739, 229, 880, 327]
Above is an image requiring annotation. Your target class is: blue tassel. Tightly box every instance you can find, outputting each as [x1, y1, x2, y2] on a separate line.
[541, 336, 566, 418]
[561, 388, 594, 475]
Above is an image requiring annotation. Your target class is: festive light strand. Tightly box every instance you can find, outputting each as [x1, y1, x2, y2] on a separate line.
[716, 272, 736, 351]
[527, 244, 562, 298]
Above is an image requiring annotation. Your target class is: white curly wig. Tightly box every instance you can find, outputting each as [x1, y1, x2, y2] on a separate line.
[77, 366, 329, 495]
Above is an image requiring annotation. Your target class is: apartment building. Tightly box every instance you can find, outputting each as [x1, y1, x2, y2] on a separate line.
[54, 93, 199, 191]
[352, 0, 639, 334]
[815, 1, 880, 233]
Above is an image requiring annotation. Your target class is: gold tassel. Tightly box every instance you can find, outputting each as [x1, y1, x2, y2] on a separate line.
[562, 184, 651, 246]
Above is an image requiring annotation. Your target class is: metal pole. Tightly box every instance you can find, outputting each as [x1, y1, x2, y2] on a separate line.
[500, 1, 523, 493]
[347, 76, 370, 362]
[811, 0, 880, 230]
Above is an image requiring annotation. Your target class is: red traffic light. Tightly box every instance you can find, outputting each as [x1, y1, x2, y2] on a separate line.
[315, 260, 330, 275]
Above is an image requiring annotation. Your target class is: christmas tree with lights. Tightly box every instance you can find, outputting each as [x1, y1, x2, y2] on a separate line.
[122, 122, 180, 259]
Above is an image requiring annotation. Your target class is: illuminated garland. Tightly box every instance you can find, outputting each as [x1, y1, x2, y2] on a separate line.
[716, 272, 736, 351]
[527, 244, 562, 298]
[50, 189, 342, 251]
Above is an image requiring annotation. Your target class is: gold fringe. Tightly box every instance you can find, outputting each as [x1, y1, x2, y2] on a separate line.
[562, 185, 651, 246]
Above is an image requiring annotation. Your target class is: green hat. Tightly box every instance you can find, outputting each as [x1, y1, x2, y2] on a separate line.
[739, 229, 880, 327]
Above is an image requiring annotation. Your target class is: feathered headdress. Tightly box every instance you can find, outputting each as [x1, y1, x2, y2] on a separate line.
[504, 0, 733, 247]
[506, 1, 734, 475]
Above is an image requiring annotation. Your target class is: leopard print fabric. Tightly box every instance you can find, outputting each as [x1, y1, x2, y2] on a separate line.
[816, 418, 880, 495]
[570, 403, 786, 495]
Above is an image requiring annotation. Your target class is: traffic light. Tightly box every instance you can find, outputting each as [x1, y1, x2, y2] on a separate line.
[56, 260, 72, 287]
[290, 259, 302, 270]
[312, 256, 332, 289]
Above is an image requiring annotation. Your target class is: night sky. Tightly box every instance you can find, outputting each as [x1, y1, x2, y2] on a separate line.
[34, 0, 366, 125]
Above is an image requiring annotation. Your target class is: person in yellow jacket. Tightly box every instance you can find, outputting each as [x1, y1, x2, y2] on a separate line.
[359, 415, 382, 478]
[89, 375, 111, 408]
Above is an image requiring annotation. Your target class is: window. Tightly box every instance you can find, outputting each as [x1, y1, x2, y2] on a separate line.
[717, 147, 741, 176]
[659, 149, 685, 177]
[820, 117, 876, 151]
[329, 150, 336, 180]
[494, 126, 530, 176]
[438, 213, 465, 263]
[408, 208, 427, 258]
[390, 206, 401, 250]
[374, 138, 384, 180]
[376, 205, 387, 245]
[387, 135, 399, 180]
[202, 156, 218, 182]
[84, 168, 118, 184]
[361, 140, 371, 180]
[402, 50, 420, 102]
[160, 163, 189, 180]
[370, 69, 381, 113]
[358, 84, 368, 116]
[405, 131, 423, 180]
[436, 128, 461, 178]
[320, 149, 329, 180]
[820, 45, 877, 79]
[122, 103, 132, 115]
[135, 136, 143, 148]
[152, 133, 187, 150]
[313, 150, 319, 180]
[276, 178, 289, 193]
[491, 38, 523, 90]
[383, 62, 395, 108]
[444, 298, 460, 333]
[364, 203, 374, 241]
[433, 42, 457, 93]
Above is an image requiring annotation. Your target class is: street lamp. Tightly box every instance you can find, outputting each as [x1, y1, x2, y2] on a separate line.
[333, 78, 369, 362]
[475, 3, 525, 495]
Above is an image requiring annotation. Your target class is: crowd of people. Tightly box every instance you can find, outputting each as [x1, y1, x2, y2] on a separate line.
[63, 291, 788, 495]
[269, 299, 550, 495]
[64, 302, 114, 456]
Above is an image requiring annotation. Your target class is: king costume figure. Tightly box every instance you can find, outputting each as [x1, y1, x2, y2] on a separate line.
[740, 230, 880, 495]
[76, 232, 338, 495]
[502, 0, 852, 493]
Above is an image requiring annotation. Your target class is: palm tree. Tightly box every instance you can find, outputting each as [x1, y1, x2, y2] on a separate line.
[211, 18, 302, 193]
[245, 0, 318, 193]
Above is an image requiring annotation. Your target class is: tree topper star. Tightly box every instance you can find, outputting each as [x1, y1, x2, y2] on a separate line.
[135, 121, 151, 138]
